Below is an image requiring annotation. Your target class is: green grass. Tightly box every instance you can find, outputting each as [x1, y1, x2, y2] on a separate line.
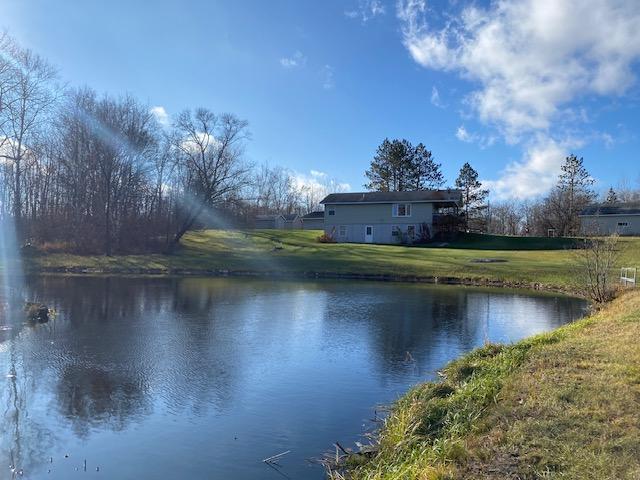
[26, 229, 640, 291]
[424, 232, 579, 250]
[335, 290, 640, 480]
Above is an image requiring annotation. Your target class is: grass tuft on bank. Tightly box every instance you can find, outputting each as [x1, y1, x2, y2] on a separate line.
[337, 290, 640, 480]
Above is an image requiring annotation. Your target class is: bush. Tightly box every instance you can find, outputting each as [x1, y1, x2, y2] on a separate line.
[317, 233, 336, 243]
[574, 234, 620, 303]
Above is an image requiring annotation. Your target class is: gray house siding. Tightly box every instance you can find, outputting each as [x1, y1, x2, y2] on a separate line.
[255, 215, 286, 229]
[302, 218, 324, 230]
[284, 219, 302, 229]
[324, 202, 433, 244]
[580, 214, 640, 236]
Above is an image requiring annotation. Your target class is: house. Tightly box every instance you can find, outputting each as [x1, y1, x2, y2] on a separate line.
[320, 189, 463, 244]
[283, 213, 303, 230]
[579, 203, 640, 236]
[301, 211, 324, 230]
[254, 214, 286, 229]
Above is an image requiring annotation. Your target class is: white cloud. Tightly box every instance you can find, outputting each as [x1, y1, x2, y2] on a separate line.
[455, 125, 472, 142]
[345, 0, 386, 22]
[455, 125, 497, 149]
[397, 0, 640, 198]
[485, 136, 585, 199]
[280, 51, 307, 69]
[322, 65, 335, 89]
[150, 106, 169, 126]
[430, 85, 444, 107]
[292, 170, 351, 199]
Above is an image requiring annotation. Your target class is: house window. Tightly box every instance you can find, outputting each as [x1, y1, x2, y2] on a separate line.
[407, 225, 416, 238]
[392, 203, 411, 217]
[339, 225, 347, 236]
[391, 226, 401, 237]
[617, 222, 629, 227]
[328, 209, 336, 216]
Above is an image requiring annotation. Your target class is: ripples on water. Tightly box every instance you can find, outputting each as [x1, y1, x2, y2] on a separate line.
[0, 276, 587, 479]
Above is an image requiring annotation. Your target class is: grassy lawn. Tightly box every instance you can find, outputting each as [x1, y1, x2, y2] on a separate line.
[29, 229, 640, 291]
[338, 290, 640, 480]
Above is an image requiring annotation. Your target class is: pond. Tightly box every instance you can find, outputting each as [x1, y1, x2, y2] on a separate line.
[0, 276, 587, 479]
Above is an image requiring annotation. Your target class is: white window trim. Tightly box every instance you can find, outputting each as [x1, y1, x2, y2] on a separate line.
[338, 225, 347, 236]
[392, 203, 412, 217]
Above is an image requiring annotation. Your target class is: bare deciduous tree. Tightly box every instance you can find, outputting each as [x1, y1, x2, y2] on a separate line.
[169, 108, 251, 249]
[0, 36, 59, 231]
[574, 234, 620, 303]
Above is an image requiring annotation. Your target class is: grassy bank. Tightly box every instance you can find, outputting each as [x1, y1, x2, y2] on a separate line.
[334, 290, 640, 480]
[25, 229, 640, 291]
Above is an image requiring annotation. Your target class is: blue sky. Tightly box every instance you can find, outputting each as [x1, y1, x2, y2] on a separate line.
[3, 0, 640, 199]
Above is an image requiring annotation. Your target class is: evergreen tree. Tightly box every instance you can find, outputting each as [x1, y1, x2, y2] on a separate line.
[364, 138, 412, 191]
[410, 143, 445, 190]
[605, 187, 618, 204]
[365, 139, 445, 191]
[455, 162, 489, 231]
[554, 154, 595, 236]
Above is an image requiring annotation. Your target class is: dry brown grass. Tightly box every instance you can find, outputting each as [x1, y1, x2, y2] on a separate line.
[459, 290, 640, 479]
[340, 290, 640, 480]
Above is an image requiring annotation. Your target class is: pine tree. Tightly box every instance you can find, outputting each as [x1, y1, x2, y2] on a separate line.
[365, 139, 445, 191]
[556, 154, 595, 236]
[455, 162, 489, 231]
[364, 139, 412, 191]
[605, 187, 618, 204]
[410, 143, 444, 190]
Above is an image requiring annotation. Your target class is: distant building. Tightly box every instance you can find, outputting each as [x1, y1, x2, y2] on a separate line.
[254, 213, 302, 229]
[320, 190, 463, 244]
[254, 214, 286, 229]
[579, 203, 640, 236]
[301, 211, 324, 230]
[282, 214, 302, 230]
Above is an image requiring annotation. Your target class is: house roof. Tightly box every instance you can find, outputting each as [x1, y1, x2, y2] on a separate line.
[580, 202, 640, 216]
[282, 214, 300, 221]
[320, 189, 463, 205]
[302, 211, 324, 219]
[255, 214, 285, 221]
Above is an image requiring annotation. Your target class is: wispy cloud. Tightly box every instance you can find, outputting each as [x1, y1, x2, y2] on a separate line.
[397, 0, 640, 199]
[292, 170, 351, 194]
[345, 0, 386, 23]
[150, 106, 169, 126]
[430, 86, 444, 108]
[455, 125, 497, 149]
[322, 65, 335, 90]
[455, 125, 472, 143]
[280, 50, 307, 69]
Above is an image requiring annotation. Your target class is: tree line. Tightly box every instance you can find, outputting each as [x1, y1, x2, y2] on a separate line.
[486, 156, 639, 237]
[363, 138, 638, 237]
[0, 34, 342, 254]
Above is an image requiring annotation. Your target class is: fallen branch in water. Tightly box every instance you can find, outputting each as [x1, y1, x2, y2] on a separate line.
[262, 450, 290, 465]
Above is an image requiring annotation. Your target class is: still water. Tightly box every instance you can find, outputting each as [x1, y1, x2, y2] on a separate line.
[0, 276, 587, 479]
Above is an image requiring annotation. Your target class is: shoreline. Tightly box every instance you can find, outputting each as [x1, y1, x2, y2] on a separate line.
[329, 289, 640, 479]
[29, 265, 580, 297]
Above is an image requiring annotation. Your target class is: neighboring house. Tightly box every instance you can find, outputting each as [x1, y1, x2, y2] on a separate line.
[254, 214, 286, 229]
[320, 190, 463, 244]
[283, 213, 303, 230]
[579, 203, 640, 236]
[301, 211, 324, 230]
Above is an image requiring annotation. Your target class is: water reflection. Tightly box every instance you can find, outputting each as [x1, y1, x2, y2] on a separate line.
[0, 276, 587, 479]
